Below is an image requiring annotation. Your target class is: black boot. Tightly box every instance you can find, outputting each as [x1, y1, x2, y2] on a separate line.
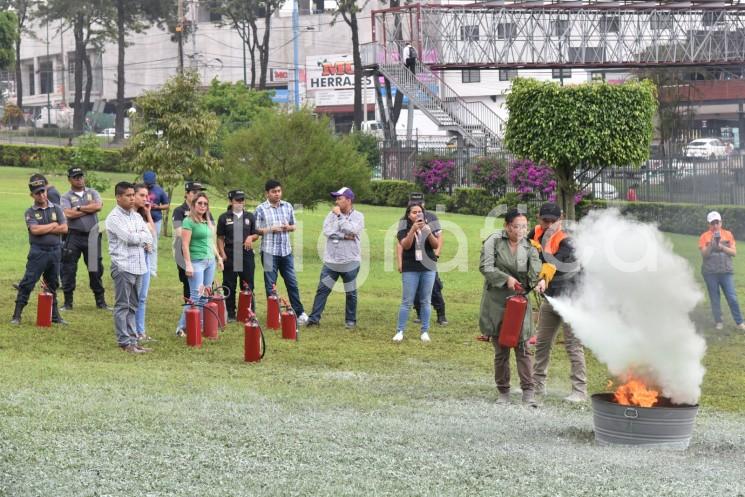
[52, 302, 68, 326]
[10, 303, 24, 325]
[95, 295, 112, 311]
[436, 308, 448, 326]
[62, 293, 73, 311]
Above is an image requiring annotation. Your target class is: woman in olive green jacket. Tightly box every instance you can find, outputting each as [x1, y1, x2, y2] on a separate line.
[479, 209, 544, 406]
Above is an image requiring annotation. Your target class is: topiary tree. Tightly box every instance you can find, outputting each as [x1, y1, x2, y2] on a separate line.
[504, 78, 657, 219]
[221, 109, 370, 209]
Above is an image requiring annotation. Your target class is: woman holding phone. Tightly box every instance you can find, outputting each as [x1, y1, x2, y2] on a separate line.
[175, 192, 223, 336]
[394, 203, 438, 342]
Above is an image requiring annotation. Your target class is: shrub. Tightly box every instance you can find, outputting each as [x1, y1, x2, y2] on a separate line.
[470, 156, 508, 196]
[0, 143, 126, 173]
[508, 158, 556, 200]
[1, 103, 24, 129]
[361, 179, 416, 207]
[619, 202, 745, 237]
[346, 132, 381, 172]
[447, 187, 498, 216]
[414, 154, 456, 193]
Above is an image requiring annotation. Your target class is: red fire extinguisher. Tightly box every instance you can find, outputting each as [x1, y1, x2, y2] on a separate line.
[267, 285, 281, 330]
[237, 282, 253, 323]
[209, 285, 227, 328]
[498, 282, 529, 349]
[203, 300, 220, 340]
[185, 302, 202, 348]
[36, 280, 53, 328]
[244, 310, 265, 362]
[280, 298, 298, 341]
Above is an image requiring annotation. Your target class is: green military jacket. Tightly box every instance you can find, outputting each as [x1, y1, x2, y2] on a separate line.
[478, 230, 542, 342]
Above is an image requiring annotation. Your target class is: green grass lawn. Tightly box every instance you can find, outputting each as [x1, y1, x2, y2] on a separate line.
[1, 166, 744, 496]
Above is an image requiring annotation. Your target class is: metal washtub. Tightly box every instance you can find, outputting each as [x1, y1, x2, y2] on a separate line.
[591, 393, 699, 450]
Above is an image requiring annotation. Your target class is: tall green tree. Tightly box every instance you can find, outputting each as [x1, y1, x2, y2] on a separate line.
[221, 109, 370, 208]
[112, 0, 175, 141]
[0, 2, 28, 108]
[333, 0, 366, 130]
[40, 0, 115, 131]
[504, 78, 657, 219]
[214, 0, 285, 89]
[126, 71, 220, 211]
[0, 11, 16, 71]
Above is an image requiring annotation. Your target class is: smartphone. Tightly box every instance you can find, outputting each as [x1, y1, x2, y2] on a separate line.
[417, 213, 424, 222]
[713, 232, 721, 245]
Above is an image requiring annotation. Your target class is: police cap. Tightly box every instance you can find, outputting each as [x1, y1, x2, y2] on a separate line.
[67, 167, 84, 178]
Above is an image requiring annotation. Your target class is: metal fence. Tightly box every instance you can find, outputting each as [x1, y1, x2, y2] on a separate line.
[379, 138, 745, 206]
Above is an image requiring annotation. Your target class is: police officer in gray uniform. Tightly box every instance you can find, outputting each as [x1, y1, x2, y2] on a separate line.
[60, 167, 109, 310]
[11, 176, 69, 324]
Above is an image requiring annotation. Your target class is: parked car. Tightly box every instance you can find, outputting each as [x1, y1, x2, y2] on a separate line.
[96, 128, 130, 139]
[684, 138, 727, 159]
[584, 181, 618, 200]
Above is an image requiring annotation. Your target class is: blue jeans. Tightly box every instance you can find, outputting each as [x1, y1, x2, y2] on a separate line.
[309, 263, 360, 324]
[261, 252, 304, 316]
[703, 272, 744, 325]
[135, 251, 152, 334]
[397, 270, 436, 334]
[151, 219, 162, 275]
[177, 258, 217, 330]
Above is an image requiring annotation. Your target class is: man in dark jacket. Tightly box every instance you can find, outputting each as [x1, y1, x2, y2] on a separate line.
[529, 202, 587, 402]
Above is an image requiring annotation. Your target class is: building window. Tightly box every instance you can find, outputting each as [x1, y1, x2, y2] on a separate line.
[499, 69, 517, 81]
[600, 15, 620, 33]
[591, 72, 605, 82]
[460, 25, 479, 42]
[552, 68, 571, 79]
[27, 64, 35, 96]
[649, 12, 672, 31]
[39, 61, 53, 95]
[462, 69, 481, 83]
[497, 23, 513, 41]
[551, 19, 568, 38]
[198, 1, 222, 22]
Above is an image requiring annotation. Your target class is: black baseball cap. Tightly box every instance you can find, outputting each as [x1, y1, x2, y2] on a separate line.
[408, 192, 424, 206]
[29, 174, 47, 194]
[228, 189, 246, 201]
[185, 181, 207, 192]
[539, 202, 562, 221]
[67, 167, 84, 178]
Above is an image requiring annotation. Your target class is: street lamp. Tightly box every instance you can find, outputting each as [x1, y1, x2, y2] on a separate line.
[46, 17, 51, 127]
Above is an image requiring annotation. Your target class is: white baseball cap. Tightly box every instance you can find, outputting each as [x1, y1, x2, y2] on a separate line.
[707, 211, 721, 223]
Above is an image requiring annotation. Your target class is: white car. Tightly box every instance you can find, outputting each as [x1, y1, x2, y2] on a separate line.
[684, 138, 726, 159]
[585, 181, 618, 200]
[96, 128, 130, 139]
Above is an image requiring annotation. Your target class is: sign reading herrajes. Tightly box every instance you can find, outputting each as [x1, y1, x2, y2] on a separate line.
[306, 54, 374, 90]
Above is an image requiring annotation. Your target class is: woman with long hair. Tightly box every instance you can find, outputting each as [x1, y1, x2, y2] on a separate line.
[133, 183, 156, 341]
[393, 203, 438, 343]
[175, 192, 223, 336]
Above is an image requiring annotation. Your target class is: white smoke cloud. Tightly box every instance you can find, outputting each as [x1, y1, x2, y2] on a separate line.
[549, 208, 706, 405]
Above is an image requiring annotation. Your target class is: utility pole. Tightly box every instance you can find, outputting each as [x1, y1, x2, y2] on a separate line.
[46, 17, 51, 127]
[177, 0, 184, 74]
[292, 0, 300, 109]
[59, 21, 66, 106]
[242, 24, 247, 86]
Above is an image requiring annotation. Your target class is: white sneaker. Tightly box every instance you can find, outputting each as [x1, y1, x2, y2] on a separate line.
[297, 312, 309, 325]
[392, 331, 404, 342]
[715, 322, 724, 330]
[420, 332, 431, 343]
[738, 323, 745, 331]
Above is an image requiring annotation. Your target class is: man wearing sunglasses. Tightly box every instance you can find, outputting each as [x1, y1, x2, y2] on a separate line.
[699, 211, 745, 331]
[11, 175, 69, 325]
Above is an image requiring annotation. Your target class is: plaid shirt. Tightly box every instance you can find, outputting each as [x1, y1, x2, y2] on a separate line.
[255, 200, 295, 256]
[105, 205, 153, 275]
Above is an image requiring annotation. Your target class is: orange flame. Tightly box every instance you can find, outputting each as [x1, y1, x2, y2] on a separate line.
[613, 378, 659, 407]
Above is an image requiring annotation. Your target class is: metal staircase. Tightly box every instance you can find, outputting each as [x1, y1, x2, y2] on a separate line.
[362, 43, 504, 148]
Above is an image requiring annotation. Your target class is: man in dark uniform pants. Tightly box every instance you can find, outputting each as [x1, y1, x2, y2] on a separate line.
[172, 181, 208, 300]
[11, 176, 69, 324]
[60, 167, 109, 310]
[217, 190, 258, 321]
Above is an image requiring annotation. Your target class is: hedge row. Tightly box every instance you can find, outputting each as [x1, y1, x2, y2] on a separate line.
[620, 202, 745, 237]
[0, 143, 127, 173]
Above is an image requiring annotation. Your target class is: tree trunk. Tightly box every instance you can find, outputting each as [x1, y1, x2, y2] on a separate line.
[258, 13, 271, 89]
[114, 0, 126, 142]
[83, 54, 93, 130]
[350, 12, 363, 130]
[555, 166, 576, 221]
[72, 16, 85, 132]
[14, 37, 22, 108]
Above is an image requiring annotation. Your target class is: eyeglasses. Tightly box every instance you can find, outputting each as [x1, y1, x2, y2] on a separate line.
[195, 202, 209, 206]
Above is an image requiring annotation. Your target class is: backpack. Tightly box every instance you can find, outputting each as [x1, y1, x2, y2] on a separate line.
[406, 45, 417, 59]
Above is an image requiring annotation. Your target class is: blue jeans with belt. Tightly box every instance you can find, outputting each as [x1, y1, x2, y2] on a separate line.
[703, 272, 744, 325]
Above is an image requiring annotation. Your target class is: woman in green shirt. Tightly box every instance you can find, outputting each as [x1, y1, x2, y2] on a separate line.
[176, 192, 223, 335]
[479, 209, 545, 406]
